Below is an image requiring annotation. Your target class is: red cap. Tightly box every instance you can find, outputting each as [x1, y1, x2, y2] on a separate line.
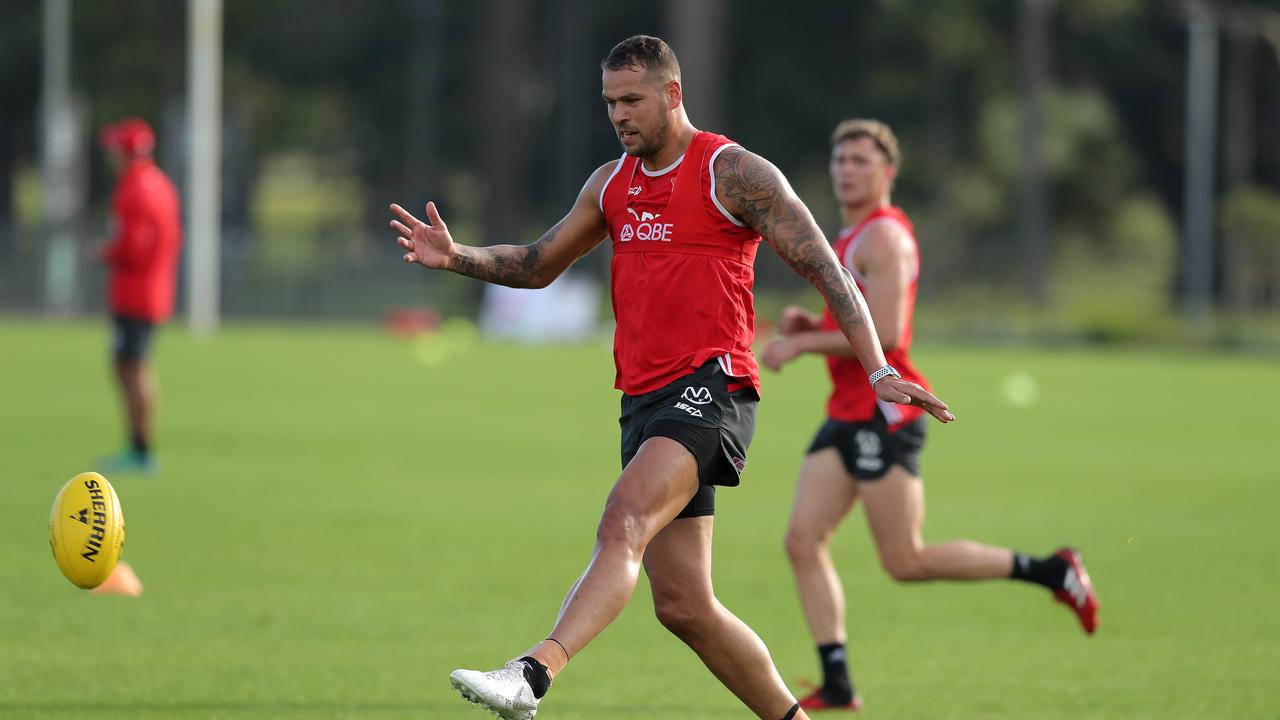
[99, 118, 155, 156]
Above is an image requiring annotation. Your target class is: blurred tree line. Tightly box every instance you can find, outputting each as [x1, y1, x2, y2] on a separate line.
[1, 0, 1278, 335]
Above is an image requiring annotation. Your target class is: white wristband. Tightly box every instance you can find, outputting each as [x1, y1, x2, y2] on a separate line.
[868, 365, 901, 386]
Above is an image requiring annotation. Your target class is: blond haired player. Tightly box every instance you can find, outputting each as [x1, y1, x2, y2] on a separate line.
[763, 119, 1098, 711]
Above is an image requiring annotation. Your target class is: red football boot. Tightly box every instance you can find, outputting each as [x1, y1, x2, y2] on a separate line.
[1052, 547, 1099, 635]
[797, 681, 864, 712]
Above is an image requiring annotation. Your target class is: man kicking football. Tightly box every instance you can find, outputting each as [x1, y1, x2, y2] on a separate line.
[391, 37, 952, 720]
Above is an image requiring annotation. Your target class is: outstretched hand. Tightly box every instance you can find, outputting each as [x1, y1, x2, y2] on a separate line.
[390, 202, 455, 269]
[875, 377, 955, 423]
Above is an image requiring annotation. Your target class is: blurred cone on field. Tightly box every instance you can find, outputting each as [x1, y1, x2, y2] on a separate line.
[92, 561, 144, 597]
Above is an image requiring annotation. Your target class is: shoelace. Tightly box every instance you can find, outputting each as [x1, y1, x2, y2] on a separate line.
[490, 661, 529, 684]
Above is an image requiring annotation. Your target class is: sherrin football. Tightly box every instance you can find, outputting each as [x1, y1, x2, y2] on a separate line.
[49, 472, 126, 589]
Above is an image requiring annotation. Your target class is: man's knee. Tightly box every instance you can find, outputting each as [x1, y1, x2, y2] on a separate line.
[653, 593, 714, 640]
[784, 527, 828, 565]
[596, 502, 648, 552]
[881, 552, 927, 582]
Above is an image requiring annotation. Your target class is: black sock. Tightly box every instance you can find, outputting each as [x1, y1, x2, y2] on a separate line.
[780, 702, 800, 720]
[131, 434, 149, 458]
[817, 642, 855, 704]
[518, 656, 551, 699]
[1010, 552, 1068, 590]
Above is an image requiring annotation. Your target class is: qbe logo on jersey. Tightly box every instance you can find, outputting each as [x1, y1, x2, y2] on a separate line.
[620, 208, 675, 242]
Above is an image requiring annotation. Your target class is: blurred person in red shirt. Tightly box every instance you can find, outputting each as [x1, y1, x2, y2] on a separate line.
[97, 117, 181, 475]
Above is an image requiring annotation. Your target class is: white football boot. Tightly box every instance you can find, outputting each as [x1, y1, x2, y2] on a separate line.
[450, 660, 541, 719]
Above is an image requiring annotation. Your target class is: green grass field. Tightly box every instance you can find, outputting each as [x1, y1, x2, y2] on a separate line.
[2, 319, 1277, 719]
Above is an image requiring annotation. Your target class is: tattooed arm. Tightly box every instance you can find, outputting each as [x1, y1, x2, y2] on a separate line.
[761, 222, 915, 371]
[713, 146, 953, 422]
[390, 161, 615, 289]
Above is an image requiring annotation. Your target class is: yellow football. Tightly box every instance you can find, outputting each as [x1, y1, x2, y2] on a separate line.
[49, 472, 126, 589]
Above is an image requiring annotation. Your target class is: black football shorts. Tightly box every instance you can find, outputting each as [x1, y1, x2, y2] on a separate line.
[808, 410, 927, 481]
[111, 315, 157, 363]
[619, 360, 758, 518]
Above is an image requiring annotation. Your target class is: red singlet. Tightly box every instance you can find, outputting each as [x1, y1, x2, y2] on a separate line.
[820, 206, 928, 429]
[600, 131, 762, 396]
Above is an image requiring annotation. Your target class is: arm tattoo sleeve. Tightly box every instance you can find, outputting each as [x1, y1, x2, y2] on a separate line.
[447, 220, 560, 288]
[714, 147, 871, 336]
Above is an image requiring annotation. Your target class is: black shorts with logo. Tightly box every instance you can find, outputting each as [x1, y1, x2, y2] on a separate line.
[619, 361, 758, 519]
[808, 410, 927, 481]
[111, 315, 157, 363]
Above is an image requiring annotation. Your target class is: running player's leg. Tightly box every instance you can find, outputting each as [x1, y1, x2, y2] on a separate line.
[858, 465, 1100, 632]
[645, 515, 809, 720]
[859, 465, 1014, 581]
[782, 448, 862, 707]
[784, 448, 858, 644]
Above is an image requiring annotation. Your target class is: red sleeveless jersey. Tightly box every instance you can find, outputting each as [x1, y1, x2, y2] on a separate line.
[599, 131, 762, 396]
[820, 206, 929, 428]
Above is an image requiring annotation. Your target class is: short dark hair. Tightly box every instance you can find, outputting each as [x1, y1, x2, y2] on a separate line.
[601, 35, 681, 84]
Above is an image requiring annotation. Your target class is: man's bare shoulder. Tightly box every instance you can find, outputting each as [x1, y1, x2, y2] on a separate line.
[582, 158, 624, 200]
[854, 218, 915, 270]
[859, 219, 913, 251]
[710, 145, 799, 233]
[594, 157, 623, 177]
[710, 144, 778, 180]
